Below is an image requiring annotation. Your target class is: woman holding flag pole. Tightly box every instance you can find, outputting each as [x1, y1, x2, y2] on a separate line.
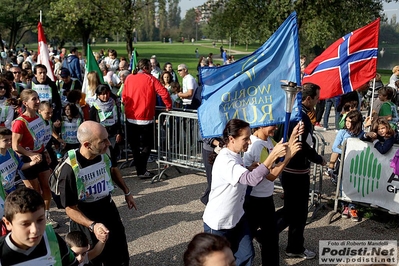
[203, 119, 302, 266]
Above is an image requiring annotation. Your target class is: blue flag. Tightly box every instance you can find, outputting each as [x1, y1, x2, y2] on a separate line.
[198, 12, 301, 138]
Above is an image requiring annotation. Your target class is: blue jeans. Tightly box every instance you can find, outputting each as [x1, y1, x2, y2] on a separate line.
[204, 215, 254, 266]
[323, 97, 340, 129]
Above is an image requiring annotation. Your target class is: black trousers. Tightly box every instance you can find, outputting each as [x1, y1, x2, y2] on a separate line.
[200, 147, 213, 205]
[315, 100, 325, 123]
[281, 171, 310, 254]
[244, 195, 279, 266]
[71, 196, 129, 266]
[126, 122, 154, 175]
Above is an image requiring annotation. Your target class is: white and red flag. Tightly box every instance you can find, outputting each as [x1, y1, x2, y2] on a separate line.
[37, 22, 55, 81]
[303, 18, 380, 100]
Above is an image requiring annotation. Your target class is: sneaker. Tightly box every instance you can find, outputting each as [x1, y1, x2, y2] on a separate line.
[341, 206, 349, 218]
[314, 125, 326, 131]
[315, 122, 321, 127]
[139, 171, 154, 179]
[324, 168, 333, 176]
[286, 249, 316, 260]
[47, 217, 59, 229]
[349, 208, 359, 222]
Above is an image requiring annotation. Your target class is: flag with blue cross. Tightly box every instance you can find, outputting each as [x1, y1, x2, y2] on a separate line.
[303, 18, 380, 100]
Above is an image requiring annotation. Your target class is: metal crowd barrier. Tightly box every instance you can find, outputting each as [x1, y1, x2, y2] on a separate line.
[308, 131, 328, 223]
[152, 110, 205, 183]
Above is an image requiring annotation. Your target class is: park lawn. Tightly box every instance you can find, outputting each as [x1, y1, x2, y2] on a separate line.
[90, 41, 252, 72]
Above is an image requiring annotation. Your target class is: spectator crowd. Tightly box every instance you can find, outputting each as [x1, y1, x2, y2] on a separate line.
[0, 44, 398, 266]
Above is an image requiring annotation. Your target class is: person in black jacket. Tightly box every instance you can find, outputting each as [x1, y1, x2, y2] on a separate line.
[89, 84, 122, 165]
[276, 83, 326, 260]
[31, 64, 62, 122]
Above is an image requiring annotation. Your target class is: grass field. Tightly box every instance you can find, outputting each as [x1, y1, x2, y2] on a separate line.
[28, 40, 393, 84]
[88, 41, 251, 73]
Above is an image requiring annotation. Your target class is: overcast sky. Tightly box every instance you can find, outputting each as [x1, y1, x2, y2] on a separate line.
[180, 0, 398, 20]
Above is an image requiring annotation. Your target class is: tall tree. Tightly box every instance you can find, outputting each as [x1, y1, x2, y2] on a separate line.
[48, 0, 113, 55]
[0, 0, 51, 49]
[158, 0, 168, 41]
[168, 0, 181, 28]
[180, 8, 202, 41]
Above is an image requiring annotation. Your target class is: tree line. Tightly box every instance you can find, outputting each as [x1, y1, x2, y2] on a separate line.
[200, 0, 399, 57]
[0, 0, 398, 59]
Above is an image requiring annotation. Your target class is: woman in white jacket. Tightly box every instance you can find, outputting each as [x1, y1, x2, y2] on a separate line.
[203, 119, 302, 266]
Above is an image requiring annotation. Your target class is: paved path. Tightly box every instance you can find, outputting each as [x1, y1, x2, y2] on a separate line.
[51, 112, 399, 265]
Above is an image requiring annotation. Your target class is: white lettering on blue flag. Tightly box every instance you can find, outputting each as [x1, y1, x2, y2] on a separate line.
[198, 12, 301, 138]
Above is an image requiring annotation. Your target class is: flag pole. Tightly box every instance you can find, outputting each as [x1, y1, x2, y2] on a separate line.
[366, 77, 376, 133]
[40, 10, 42, 23]
[369, 77, 376, 117]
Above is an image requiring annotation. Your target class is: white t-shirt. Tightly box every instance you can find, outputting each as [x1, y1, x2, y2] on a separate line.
[203, 148, 248, 230]
[243, 136, 275, 197]
[182, 74, 197, 105]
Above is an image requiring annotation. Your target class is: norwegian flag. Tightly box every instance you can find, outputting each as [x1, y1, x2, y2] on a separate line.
[303, 18, 380, 100]
[37, 22, 55, 81]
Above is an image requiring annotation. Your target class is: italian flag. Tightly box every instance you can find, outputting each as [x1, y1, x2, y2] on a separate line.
[37, 22, 55, 81]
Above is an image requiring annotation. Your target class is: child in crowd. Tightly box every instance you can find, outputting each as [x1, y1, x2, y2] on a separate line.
[377, 86, 398, 130]
[338, 100, 358, 129]
[183, 233, 235, 266]
[67, 90, 84, 119]
[361, 118, 395, 154]
[65, 231, 107, 266]
[170, 81, 182, 108]
[0, 127, 41, 218]
[0, 78, 14, 129]
[327, 110, 364, 221]
[38, 102, 64, 167]
[59, 103, 82, 155]
[0, 187, 78, 265]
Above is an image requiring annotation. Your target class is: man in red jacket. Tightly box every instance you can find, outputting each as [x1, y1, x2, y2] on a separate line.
[122, 59, 172, 178]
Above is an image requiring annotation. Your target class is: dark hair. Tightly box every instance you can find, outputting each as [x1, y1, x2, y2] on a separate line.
[170, 82, 181, 92]
[137, 59, 151, 73]
[95, 84, 111, 95]
[160, 71, 173, 86]
[70, 47, 78, 53]
[67, 90, 82, 104]
[301, 83, 320, 101]
[109, 49, 117, 57]
[378, 86, 394, 100]
[209, 119, 250, 164]
[342, 100, 358, 112]
[0, 77, 12, 98]
[222, 119, 250, 144]
[0, 126, 12, 137]
[345, 109, 363, 135]
[372, 118, 395, 138]
[163, 62, 172, 71]
[4, 71, 14, 82]
[33, 64, 47, 75]
[65, 231, 89, 248]
[64, 103, 80, 118]
[183, 233, 231, 266]
[4, 187, 45, 223]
